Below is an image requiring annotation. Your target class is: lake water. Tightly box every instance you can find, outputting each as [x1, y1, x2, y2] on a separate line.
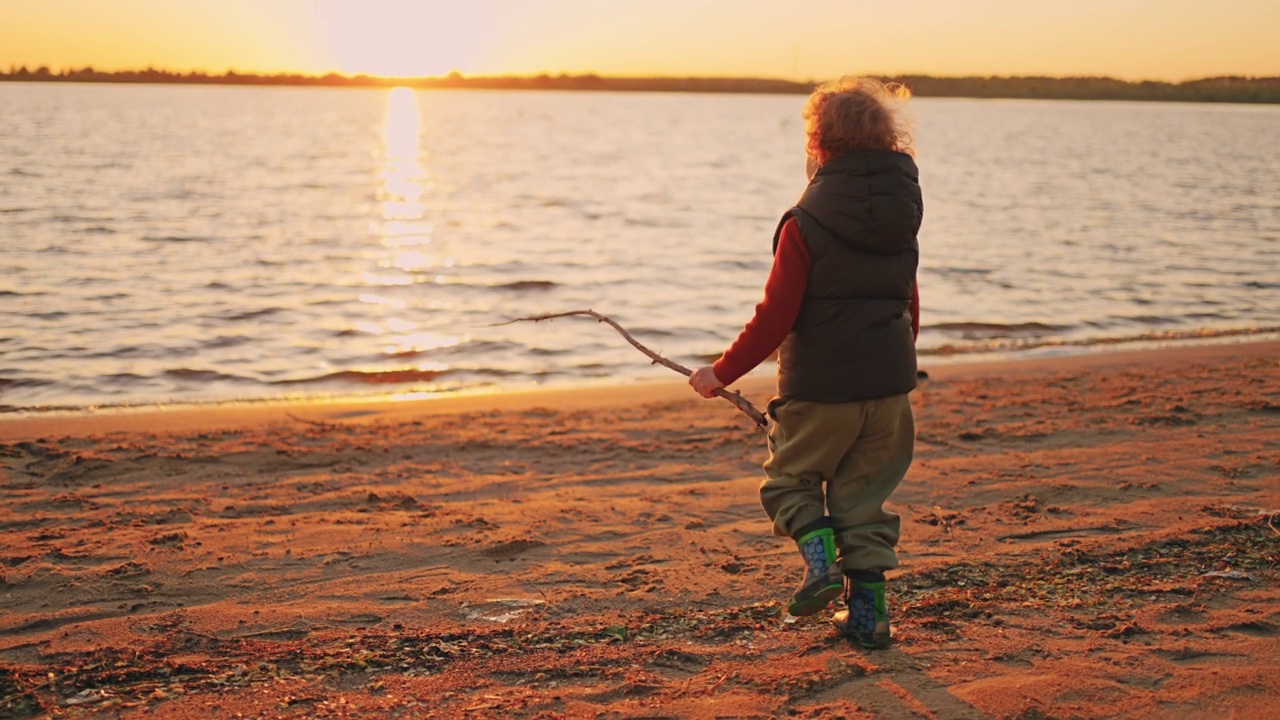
[2, 83, 1278, 411]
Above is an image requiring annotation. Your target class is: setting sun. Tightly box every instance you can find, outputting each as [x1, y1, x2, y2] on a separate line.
[315, 0, 495, 77]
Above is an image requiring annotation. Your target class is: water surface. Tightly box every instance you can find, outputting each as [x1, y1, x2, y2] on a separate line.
[2, 84, 1277, 410]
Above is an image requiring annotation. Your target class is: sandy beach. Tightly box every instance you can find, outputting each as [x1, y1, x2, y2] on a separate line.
[1, 341, 1277, 719]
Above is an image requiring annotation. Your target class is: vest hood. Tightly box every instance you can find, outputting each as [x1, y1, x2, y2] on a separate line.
[793, 150, 922, 257]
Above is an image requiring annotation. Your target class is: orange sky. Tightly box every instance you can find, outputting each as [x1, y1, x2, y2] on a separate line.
[3, 0, 1278, 81]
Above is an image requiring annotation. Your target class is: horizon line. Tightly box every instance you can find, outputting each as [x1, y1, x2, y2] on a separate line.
[4, 64, 1278, 85]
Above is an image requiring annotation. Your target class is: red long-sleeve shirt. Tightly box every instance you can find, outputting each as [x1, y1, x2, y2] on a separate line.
[711, 217, 920, 387]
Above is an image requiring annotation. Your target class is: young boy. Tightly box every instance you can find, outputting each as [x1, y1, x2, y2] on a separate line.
[689, 76, 922, 648]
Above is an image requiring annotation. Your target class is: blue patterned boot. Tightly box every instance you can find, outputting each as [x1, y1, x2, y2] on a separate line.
[832, 570, 890, 648]
[787, 521, 843, 617]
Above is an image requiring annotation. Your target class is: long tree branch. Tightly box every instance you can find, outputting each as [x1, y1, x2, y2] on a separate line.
[493, 310, 768, 428]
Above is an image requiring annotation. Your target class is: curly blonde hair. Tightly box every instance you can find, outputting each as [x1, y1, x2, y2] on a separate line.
[803, 77, 914, 164]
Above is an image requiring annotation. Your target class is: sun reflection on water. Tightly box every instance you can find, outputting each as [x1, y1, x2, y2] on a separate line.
[380, 87, 428, 225]
[366, 87, 464, 383]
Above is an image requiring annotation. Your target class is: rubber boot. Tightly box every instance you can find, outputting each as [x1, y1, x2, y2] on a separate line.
[787, 519, 843, 617]
[832, 570, 891, 648]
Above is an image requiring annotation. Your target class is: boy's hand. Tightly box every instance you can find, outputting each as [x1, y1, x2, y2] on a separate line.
[689, 366, 724, 398]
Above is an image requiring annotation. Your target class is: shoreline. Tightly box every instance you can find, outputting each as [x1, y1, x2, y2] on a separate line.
[3, 326, 1277, 423]
[1, 338, 1276, 718]
[3, 337, 1276, 442]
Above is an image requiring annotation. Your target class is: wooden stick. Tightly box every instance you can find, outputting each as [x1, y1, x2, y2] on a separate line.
[494, 310, 768, 428]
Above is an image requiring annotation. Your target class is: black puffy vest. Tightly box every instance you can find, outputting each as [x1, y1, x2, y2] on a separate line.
[773, 150, 922, 403]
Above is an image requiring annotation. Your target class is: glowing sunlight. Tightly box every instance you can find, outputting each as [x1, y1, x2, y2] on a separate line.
[317, 1, 494, 77]
[379, 87, 427, 227]
[366, 85, 461, 384]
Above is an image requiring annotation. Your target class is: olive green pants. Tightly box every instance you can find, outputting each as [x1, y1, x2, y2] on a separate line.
[761, 393, 914, 573]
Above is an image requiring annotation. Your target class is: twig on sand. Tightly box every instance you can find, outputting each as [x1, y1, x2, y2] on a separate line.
[494, 310, 767, 428]
[234, 625, 313, 640]
[1268, 512, 1280, 537]
[178, 628, 222, 642]
[285, 412, 338, 428]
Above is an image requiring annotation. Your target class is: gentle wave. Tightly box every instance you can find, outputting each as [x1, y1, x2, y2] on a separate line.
[492, 280, 558, 291]
[214, 308, 285, 322]
[163, 368, 254, 383]
[927, 321, 1074, 338]
[140, 235, 210, 243]
[200, 335, 254, 350]
[919, 326, 1280, 358]
[2, 326, 1275, 414]
[274, 368, 453, 386]
[0, 378, 54, 390]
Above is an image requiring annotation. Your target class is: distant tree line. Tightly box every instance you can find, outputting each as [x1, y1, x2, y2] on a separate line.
[3, 65, 1278, 103]
[892, 74, 1280, 104]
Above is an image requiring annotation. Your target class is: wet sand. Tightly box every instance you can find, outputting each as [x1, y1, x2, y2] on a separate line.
[1, 341, 1277, 719]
